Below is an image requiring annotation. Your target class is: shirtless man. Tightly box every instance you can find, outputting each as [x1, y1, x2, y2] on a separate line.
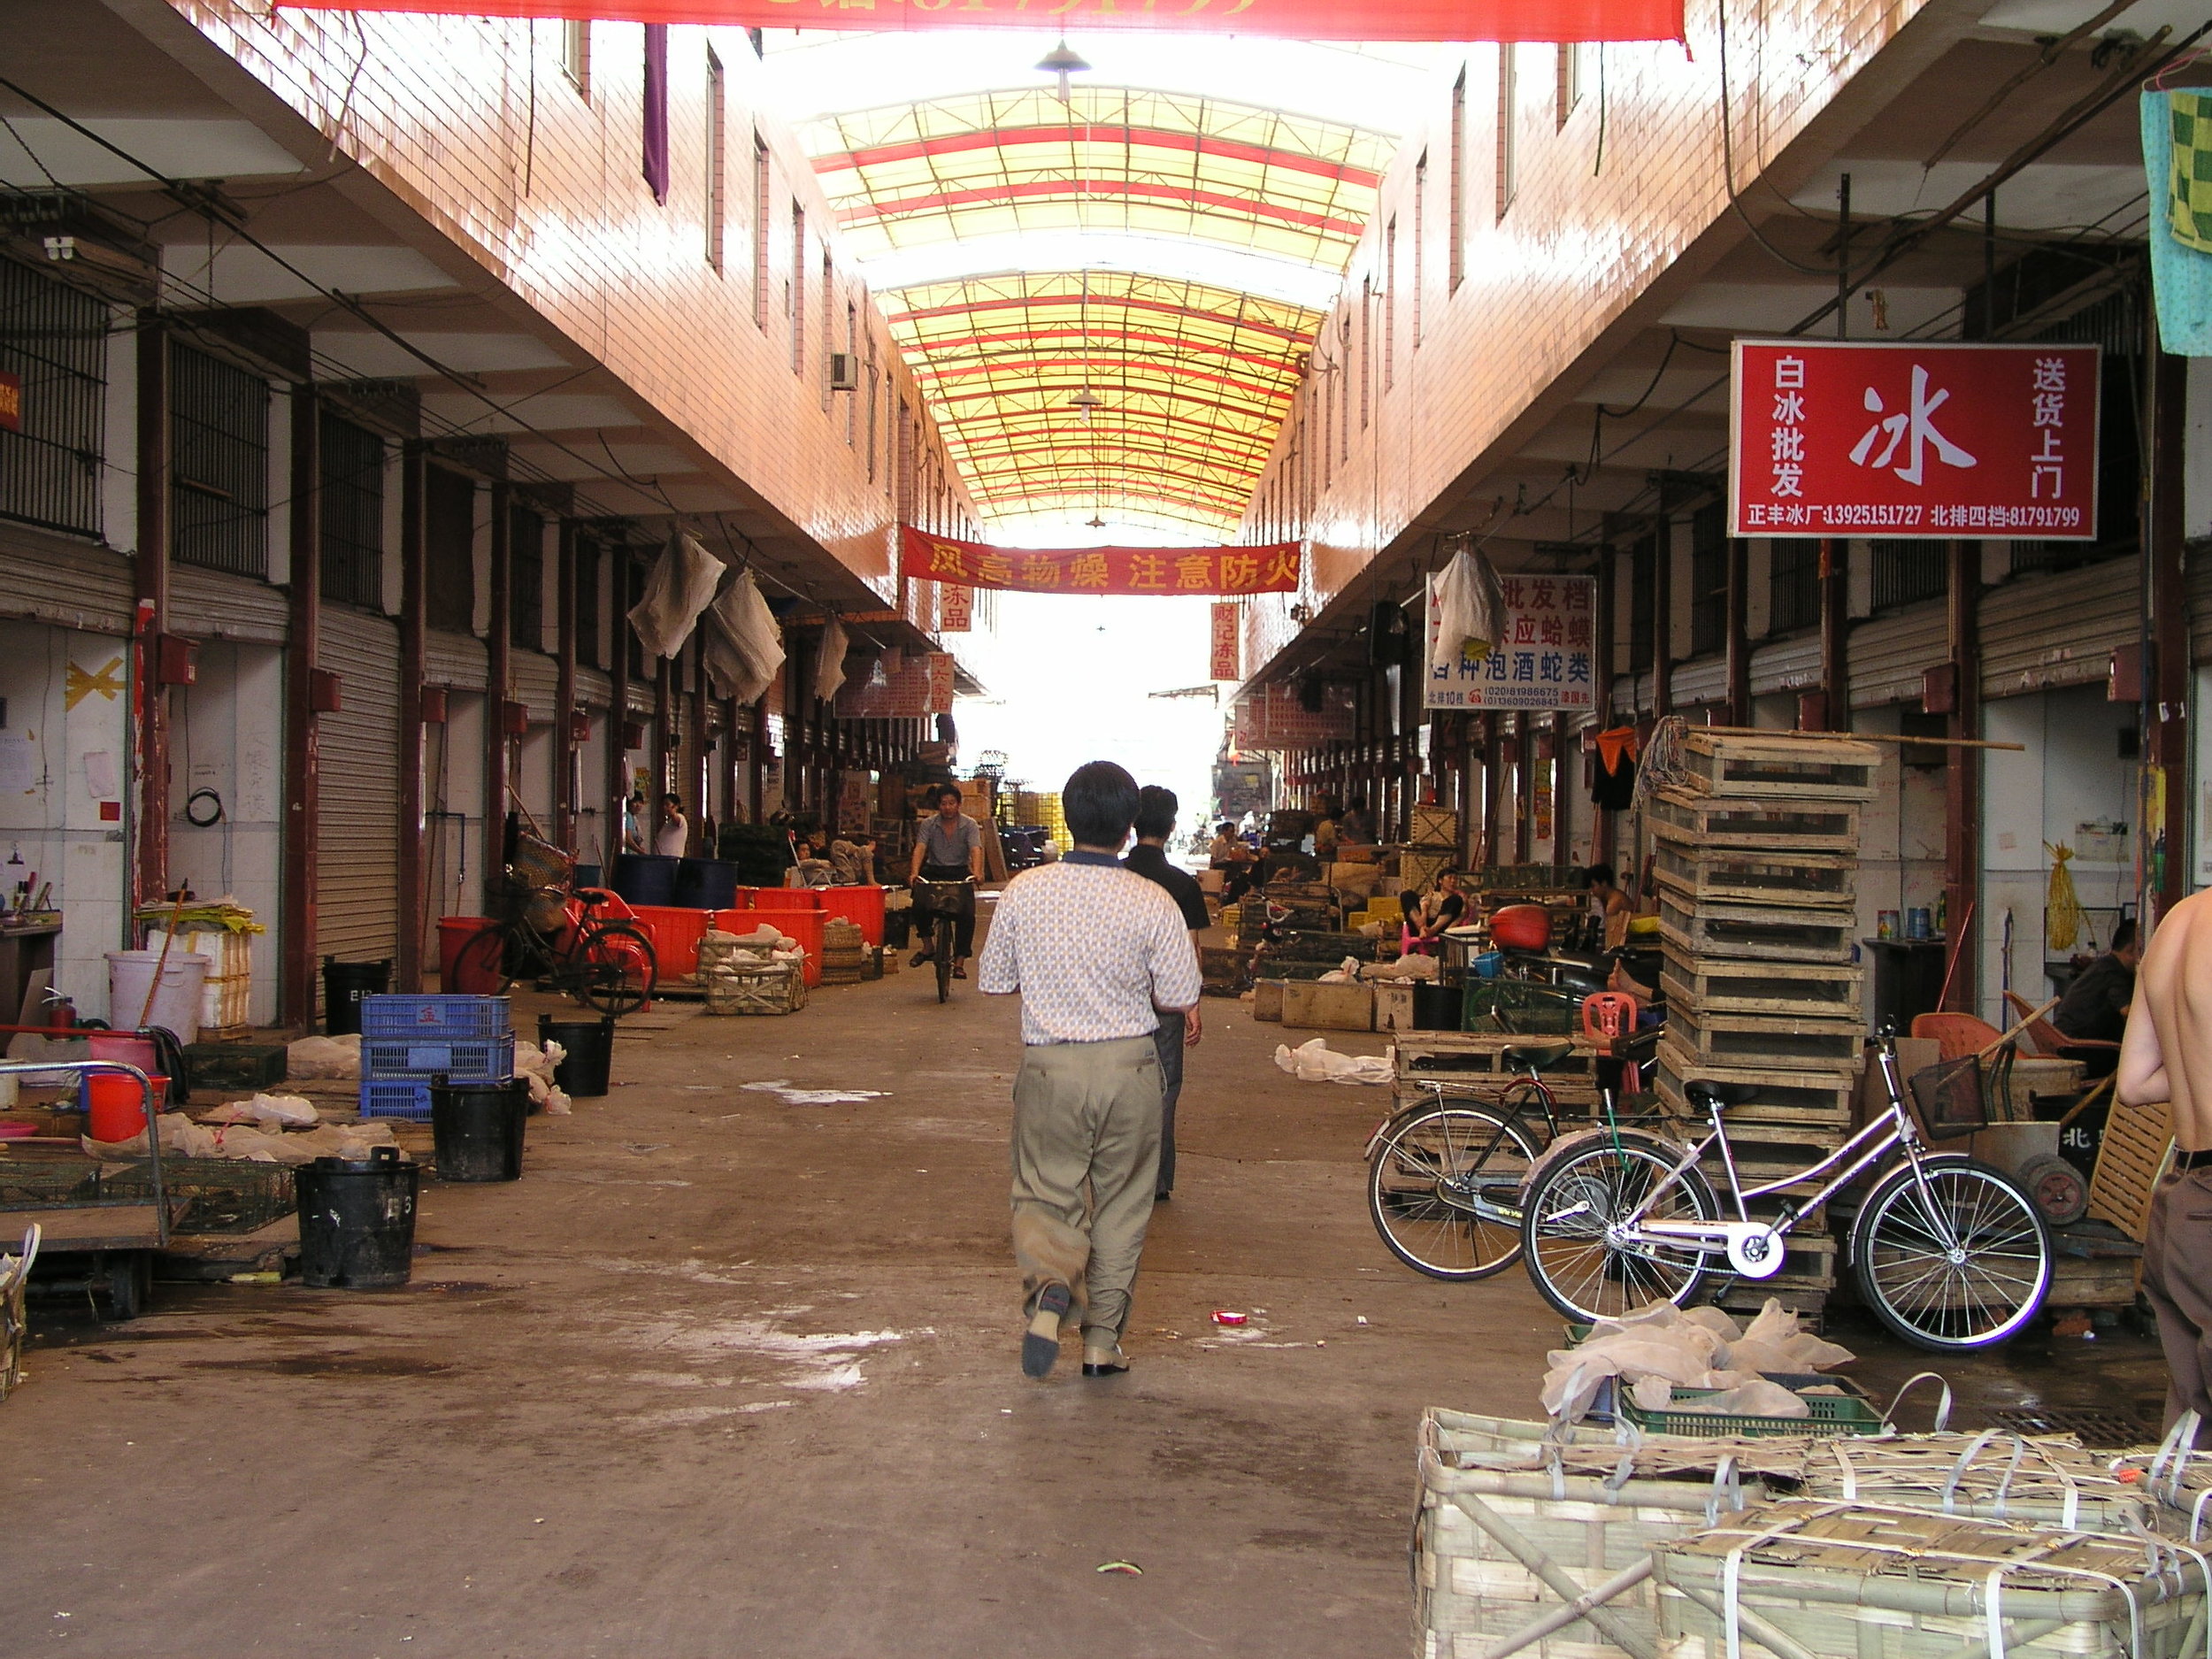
[2116, 891, 2212, 1436]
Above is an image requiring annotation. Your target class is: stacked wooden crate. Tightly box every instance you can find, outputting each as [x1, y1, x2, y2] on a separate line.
[1650, 732, 1880, 1317]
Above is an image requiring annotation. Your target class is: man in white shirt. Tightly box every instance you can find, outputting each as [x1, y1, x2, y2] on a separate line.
[979, 761, 1202, 1380]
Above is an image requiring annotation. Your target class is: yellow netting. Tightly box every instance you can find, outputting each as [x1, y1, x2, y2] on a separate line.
[2044, 841, 2087, 954]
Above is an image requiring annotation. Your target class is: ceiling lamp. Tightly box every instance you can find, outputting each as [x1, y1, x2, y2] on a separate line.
[1069, 388, 1103, 425]
[1036, 38, 1090, 103]
[1086, 513, 1108, 529]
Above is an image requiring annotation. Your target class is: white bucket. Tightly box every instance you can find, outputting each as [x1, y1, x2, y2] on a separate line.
[105, 949, 212, 1044]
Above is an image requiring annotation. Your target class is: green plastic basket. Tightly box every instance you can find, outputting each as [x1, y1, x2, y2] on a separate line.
[1620, 1381, 1885, 1440]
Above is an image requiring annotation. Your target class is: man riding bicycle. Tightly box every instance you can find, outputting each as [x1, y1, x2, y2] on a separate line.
[910, 782, 987, 979]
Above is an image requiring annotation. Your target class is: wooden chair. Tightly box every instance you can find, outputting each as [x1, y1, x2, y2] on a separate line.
[1910, 1011, 2005, 1063]
[2002, 988, 2121, 1064]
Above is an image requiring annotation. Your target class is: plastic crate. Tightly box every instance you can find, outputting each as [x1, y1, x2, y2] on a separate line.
[361, 994, 511, 1040]
[361, 1034, 515, 1081]
[1621, 1379, 1884, 1439]
[358, 1079, 434, 1121]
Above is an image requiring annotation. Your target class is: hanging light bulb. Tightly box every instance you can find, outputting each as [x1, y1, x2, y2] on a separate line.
[1035, 37, 1090, 103]
[1086, 513, 1108, 530]
[1070, 388, 1103, 425]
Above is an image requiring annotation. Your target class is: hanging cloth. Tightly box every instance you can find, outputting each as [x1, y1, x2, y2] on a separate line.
[2143, 90, 2212, 355]
[1592, 726, 1640, 810]
[702, 569, 784, 705]
[627, 531, 724, 660]
[814, 618, 850, 704]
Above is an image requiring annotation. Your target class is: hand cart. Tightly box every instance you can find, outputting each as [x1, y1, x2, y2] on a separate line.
[0, 1058, 171, 1319]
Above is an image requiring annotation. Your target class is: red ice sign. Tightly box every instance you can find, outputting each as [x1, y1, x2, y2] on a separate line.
[1729, 342, 2101, 541]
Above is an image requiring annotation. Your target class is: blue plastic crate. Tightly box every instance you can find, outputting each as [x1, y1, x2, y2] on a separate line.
[358, 1079, 433, 1121]
[360, 994, 511, 1041]
[361, 1034, 514, 1082]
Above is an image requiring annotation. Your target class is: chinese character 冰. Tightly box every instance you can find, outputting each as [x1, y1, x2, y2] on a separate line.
[1772, 390, 1806, 423]
[1848, 365, 1977, 486]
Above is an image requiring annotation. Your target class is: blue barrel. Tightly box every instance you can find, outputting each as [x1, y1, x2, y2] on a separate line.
[573, 862, 603, 890]
[674, 857, 739, 910]
[610, 854, 679, 907]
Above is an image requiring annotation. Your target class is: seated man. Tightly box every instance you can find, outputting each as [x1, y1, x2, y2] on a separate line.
[1209, 820, 1257, 906]
[2052, 919, 2140, 1077]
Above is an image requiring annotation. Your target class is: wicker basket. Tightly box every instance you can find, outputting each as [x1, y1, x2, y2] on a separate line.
[703, 963, 804, 1015]
[1798, 1432, 2157, 1532]
[1652, 1500, 2207, 1659]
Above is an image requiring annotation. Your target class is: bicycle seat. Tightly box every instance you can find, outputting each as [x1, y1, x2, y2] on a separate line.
[1502, 1040, 1575, 1071]
[1685, 1079, 1762, 1110]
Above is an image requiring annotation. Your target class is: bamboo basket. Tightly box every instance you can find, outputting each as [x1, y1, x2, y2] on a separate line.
[1651, 1500, 2208, 1659]
[1797, 1433, 2156, 1532]
[1418, 1410, 1804, 1659]
[703, 963, 805, 1015]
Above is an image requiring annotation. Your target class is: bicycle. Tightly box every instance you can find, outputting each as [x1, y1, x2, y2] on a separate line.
[453, 887, 659, 1017]
[1363, 1030, 1661, 1281]
[1517, 1031, 2052, 1352]
[910, 875, 974, 1004]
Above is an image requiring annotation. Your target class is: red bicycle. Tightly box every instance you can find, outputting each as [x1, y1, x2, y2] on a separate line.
[453, 887, 657, 1017]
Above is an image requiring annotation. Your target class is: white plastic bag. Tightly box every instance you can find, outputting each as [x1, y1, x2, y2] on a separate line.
[201, 1092, 319, 1127]
[286, 1033, 361, 1080]
[1271, 1038, 1393, 1086]
[627, 531, 725, 660]
[702, 569, 784, 706]
[1435, 548, 1507, 665]
[815, 617, 850, 703]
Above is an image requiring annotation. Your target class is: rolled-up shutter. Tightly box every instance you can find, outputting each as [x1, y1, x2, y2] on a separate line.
[316, 605, 401, 1008]
[1668, 655, 1727, 709]
[168, 565, 288, 646]
[425, 627, 487, 688]
[1849, 602, 1947, 709]
[0, 522, 132, 633]
[1749, 631, 1822, 698]
[1980, 556, 2139, 698]
[511, 649, 559, 718]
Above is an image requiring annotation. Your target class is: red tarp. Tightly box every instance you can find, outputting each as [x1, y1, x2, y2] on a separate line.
[901, 526, 1299, 596]
[280, 0, 1683, 43]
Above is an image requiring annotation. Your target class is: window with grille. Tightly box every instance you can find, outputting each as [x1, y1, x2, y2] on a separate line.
[171, 343, 269, 575]
[1871, 539, 1946, 611]
[1495, 46, 1518, 219]
[1689, 503, 1727, 657]
[424, 465, 475, 632]
[510, 503, 543, 650]
[318, 411, 384, 608]
[0, 256, 106, 539]
[1628, 534, 1656, 674]
[576, 537, 603, 669]
[1769, 538, 1821, 634]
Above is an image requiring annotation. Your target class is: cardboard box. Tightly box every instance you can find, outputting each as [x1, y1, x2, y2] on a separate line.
[1282, 979, 1375, 1033]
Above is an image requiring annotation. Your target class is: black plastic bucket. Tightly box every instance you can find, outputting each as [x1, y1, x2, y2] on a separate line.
[539, 1014, 614, 1097]
[674, 857, 739, 910]
[431, 1076, 528, 1182]
[1410, 983, 1463, 1032]
[296, 1146, 419, 1288]
[573, 862, 603, 891]
[322, 956, 392, 1036]
[610, 854, 680, 907]
[883, 909, 911, 949]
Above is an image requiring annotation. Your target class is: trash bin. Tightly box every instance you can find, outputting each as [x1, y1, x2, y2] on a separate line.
[296, 1147, 419, 1288]
[431, 1076, 528, 1182]
[322, 956, 392, 1036]
[539, 1014, 614, 1097]
[610, 854, 680, 907]
[1410, 983, 1463, 1031]
[674, 857, 739, 910]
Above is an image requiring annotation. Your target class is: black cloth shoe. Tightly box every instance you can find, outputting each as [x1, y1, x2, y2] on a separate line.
[1081, 1353, 1129, 1378]
[1022, 1282, 1071, 1379]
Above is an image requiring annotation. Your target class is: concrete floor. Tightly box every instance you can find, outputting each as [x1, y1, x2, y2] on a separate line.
[0, 926, 2176, 1657]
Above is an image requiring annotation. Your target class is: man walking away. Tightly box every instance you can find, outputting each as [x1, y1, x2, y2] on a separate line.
[910, 782, 986, 977]
[979, 762, 1202, 1380]
[2117, 894, 2212, 1438]
[1125, 786, 1207, 1202]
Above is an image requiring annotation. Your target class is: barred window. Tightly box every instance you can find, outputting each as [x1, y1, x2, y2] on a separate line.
[0, 255, 106, 539]
[510, 503, 544, 650]
[576, 536, 603, 670]
[171, 343, 269, 575]
[1769, 539, 1821, 634]
[1627, 534, 1656, 674]
[318, 411, 384, 609]
[1871, 540, 1946, 611]
[424, 465, 475, 633]
[1689, 503, 1727, 658]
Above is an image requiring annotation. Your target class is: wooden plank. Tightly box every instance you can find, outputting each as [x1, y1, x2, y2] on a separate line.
[2047, 1253, 2141, 1309]
[1667, 1002, 1866, 1071]
[2, 1203, 165, 1248]
[2087, 1101, 2172, 1242]
[1680, 732, 1880, 801]
[1649, 787, 1861, 853]
[1661, 952, 1865, 1018]
[1650, 842, 1856, 909]
[1655, 1039, 1858, 1129]
[1658, 894, 1856, 964]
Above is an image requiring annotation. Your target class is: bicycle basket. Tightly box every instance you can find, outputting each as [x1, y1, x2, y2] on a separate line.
[1909, 1048, 2014, 1140]
[511, 833, 575, 893]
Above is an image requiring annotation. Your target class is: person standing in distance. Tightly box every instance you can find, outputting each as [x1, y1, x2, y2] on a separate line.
[910, 781, 986, 978]
[1125, 785, 1207, 1202]
[2117, 893, 2212, 1437]
[655, 792, 689, 857]
[979, 762, 1202, 1379]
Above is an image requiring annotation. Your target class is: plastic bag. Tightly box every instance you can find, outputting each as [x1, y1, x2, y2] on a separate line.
[286, 1033, 361, 1080]
[627, 531, 724, 661]
[815, 617, 850, 703]
[1435, 548, 1507, 665]
[1271, 1038, 1394, 1086]
[1667, 1379, 1810, 1418]
[1317, 957, 1363, 984]
[702, 569, 784, 705]
[201, 1092, 319, 1127]
[1722, 1297, 1855, 1372]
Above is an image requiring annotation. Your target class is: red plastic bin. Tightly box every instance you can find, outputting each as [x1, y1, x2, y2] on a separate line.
[820, 886, 887, 948]
[632, 905, 715, 978]
[749, 887, 825, 911]
[440, 917, 498, 992]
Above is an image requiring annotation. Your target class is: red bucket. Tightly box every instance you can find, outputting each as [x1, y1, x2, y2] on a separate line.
[86, 1072, 167, 1142]
[440, 917, 497, 992]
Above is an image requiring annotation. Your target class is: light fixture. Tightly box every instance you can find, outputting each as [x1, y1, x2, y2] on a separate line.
[1086, 513, 1108, 530]
[1070, 388, 1103, 424]
[1035, 37, 1090, 103]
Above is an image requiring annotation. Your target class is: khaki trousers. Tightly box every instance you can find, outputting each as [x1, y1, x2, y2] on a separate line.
[1010, 1034, 1163, 1350]
[2146, 1164, 2212, 1437]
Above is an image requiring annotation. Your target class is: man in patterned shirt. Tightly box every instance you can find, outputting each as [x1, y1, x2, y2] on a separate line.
[979, 761, 1203, 1380]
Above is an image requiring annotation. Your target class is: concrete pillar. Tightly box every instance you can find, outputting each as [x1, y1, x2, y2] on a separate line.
[2148, 344, 2189, 921]
[485, 480, 512, 844]
[555, 518, 579, 850]
[280, 387, 319, 1024]
[397, 444, 427, 989]
[133, 314, 169, 909]
[1816, 538, 1849, 730]
[1943, 540, 1981, 1012]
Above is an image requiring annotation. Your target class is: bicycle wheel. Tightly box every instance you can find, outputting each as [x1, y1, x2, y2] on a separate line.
[572, 921, 657, 1017]
[1853, 1156, 2052, 1351]
[1367, 1101, 1539, 1280]
[1519, 1133, 1719, 1323]
[934, 913, 954, 1003]
[452, 923, 522, 995]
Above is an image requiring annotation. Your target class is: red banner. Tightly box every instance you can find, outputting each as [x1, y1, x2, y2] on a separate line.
[1210, 602, 1241, 681]
[902, 526, 1299, 597]
[1730, 342, 2101, 541]
[282, 0, 1683, 44]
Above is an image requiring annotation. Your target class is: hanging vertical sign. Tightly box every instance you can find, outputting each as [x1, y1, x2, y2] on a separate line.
[938, 582, 972, 634]
[924, 652, 956, 716]
[1210, 603, 1241, 682]
[1425, 573, 1596, 710]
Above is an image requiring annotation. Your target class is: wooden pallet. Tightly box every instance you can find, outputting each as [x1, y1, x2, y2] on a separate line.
[1391, 1031, 1607, 1111]
[2087, 1100, 2173, 1242]
[1651, 842, 1856, 910]
[1657, 893, 1856, 964]
[1655, 1039, 1857, 1129]
[1661, 951, 1865, 1020]
[1667, 1002, 1865, 1072]
[1648, 787, 1861, 853]
[1679, 732, 1880, 801]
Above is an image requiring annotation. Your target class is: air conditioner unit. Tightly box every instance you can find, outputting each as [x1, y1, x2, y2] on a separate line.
[827, 352, 860, 393]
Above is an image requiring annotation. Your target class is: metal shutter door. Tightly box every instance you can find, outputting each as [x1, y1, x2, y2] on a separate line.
[316, 605, 401, 1001]
[0, 525, 133, 633]
[1980, 556, 2139, 699]
[168, 565, 288, 646]
[1848, 602, 1947, 710]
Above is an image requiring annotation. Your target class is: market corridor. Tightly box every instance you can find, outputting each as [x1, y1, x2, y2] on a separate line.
[1, 957, 1558, 1658]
